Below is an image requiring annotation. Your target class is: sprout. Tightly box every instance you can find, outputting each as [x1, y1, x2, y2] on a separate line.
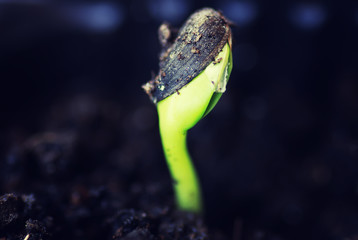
[143, 8, 233, 213]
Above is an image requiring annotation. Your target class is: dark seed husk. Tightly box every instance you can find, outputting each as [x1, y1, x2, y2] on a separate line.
[143, 8, 232, 103]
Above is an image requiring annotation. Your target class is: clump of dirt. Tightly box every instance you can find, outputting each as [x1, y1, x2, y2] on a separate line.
[0, 193, 51, 240]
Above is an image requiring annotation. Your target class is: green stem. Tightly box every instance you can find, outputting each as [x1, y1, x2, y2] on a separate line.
[159, 125, 202, 213]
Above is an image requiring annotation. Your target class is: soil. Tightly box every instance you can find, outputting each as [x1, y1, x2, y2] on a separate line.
[0, 96, 210, 240]
[1, 88, 358, 240]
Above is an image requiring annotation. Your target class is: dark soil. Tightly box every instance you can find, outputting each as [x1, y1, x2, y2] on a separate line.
[0, 95, 217, 240]
[0, 96, 211, 240]
[1, 88, 358, 240]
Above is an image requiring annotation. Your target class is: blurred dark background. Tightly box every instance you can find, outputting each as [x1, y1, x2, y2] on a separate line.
[1, 0, 358, 239]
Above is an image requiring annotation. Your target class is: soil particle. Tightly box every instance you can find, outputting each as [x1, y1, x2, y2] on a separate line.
[213, 57, 223, 65]
[177, 53, 185, 60]
[191, 47, 200, 54]
[0, 194, 24, 228]
[25, 219, 49, 239]
[0, 193, 50, 240]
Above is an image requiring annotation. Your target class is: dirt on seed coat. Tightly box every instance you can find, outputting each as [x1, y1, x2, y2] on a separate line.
[142, 8, 232, 103]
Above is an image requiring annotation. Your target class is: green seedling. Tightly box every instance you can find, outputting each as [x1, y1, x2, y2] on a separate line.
[158, 43, 232, 213]
[143, 8, 233, 214]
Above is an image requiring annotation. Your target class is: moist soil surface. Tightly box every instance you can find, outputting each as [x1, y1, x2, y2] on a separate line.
[1, 92, 358, 240]
[0, 96, 210, 240]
